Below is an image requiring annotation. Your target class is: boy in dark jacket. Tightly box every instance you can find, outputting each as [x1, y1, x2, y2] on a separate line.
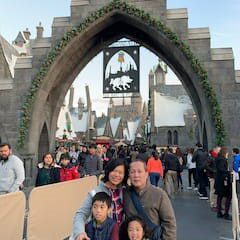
[85, 192, 119, 240]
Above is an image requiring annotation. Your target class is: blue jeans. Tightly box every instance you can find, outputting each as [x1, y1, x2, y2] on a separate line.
[149, 172, 160, 186]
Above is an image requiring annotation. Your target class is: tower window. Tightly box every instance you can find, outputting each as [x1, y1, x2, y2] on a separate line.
[173, 130, 178, 145]
[167, 130, 172, 145]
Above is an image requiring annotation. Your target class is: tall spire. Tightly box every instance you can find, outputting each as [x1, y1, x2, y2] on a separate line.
[68, 86, 74, 110]
[142, 101, 147, 115]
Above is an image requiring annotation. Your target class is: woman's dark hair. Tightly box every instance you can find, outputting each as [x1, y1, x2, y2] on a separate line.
[188, 148, 194, 154]
[102, 158, 129, 186]
[152, 151, 159, 160]
[119, 216, 148, 240]
[175, 147, 183, 157]
[42, 152, 55, 165]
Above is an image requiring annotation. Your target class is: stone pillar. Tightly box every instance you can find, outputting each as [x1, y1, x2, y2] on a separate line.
[36, 22, 44, 39]
[69, 86, 74, 109]
[23, 28, 31, 40]
[21, 153, 38, 187]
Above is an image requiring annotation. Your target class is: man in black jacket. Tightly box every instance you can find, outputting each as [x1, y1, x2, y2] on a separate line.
[192, 143, 209, 200]
[164, 148, 180, 198]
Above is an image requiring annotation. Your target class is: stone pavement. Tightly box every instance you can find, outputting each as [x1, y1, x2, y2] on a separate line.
[170, 170, 234, 240]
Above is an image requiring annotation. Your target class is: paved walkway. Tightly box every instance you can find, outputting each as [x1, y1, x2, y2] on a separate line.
[170, 170, 233, 240]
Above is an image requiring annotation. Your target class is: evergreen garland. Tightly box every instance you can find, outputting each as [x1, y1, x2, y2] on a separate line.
[17, 0, 225, 149]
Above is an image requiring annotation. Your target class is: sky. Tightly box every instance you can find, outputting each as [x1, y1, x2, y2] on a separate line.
[0, 0, 240, 115]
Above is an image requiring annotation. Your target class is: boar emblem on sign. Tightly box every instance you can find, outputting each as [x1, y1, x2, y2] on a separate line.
[110, 75, 133, 91]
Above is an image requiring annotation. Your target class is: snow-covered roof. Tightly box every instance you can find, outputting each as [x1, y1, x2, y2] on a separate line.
[154, 91, 191, 127]
[71, 111, 89, 132]
[136, 133, 142, 138]
[0, 34, 19, 78]
[127, 119, 141, 144]
[56, 105, 76, 138]
[12, 31, 32, 60]
[110, 117, 121, 137]
[123, 128, 129, 140]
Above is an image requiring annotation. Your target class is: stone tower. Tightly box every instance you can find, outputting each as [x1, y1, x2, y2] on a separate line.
[68, 86, 74, 110]
[78, 97, 85, 119]
[131, 95, 142, 117]
[154, 59, 167, 85]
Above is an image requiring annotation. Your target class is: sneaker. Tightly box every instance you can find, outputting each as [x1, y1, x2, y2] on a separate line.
[223, 214, 232, 221]
[187, 186, 192, 190]
[193, 187, 198, 191]
[217, 212, 223, 218]
[199, 196, 208, 200]
[198, 191, 203, 197]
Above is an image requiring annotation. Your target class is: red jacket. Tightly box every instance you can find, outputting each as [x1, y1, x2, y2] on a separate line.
[60, 165, 80, 182]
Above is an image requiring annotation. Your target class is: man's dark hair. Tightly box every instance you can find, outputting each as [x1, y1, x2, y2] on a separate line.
[196, 142, 203, 148]
[92, 192, 112, 208]
[0, 143, 11, 149]
[233, 148, 239, 154]
[89, 144, 96, 149]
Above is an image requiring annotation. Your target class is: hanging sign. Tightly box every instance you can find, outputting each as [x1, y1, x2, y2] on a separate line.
[103, 46, 140, 98]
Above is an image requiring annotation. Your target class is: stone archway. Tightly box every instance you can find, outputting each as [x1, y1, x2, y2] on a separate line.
[18, 1, 225, 159]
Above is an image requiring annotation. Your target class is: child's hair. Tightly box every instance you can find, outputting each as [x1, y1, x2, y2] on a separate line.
[60, 153, 71, 161]
[92, 192, 112, 208]
[119, 216, 148, 240]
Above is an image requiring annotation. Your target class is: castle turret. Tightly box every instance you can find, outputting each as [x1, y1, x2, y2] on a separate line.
[23, 28, 31, 40]
[68, 86, 74, 110]
[13, 32, 26, 47]
[149, 69, 154, 88]
[36, 22, 44, 39]
[78, 97, 85, 119]
[154, 59, 167, 85]
[131, 95, 142, 115]
[108, 97, 114, 118]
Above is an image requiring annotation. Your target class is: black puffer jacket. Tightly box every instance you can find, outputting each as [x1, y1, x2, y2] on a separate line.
[215, 156, 231, 197]
[192, 148, 208, 170]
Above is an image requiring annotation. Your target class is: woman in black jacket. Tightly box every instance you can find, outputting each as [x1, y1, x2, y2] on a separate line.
[215, 147, 232, 220]
[35, 153, 60, 187]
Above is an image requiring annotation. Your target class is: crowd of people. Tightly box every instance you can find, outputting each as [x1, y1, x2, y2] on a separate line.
[0, 141, 240, 239]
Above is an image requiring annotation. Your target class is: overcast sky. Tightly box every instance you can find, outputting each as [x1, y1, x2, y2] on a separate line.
[0, 0, 239, 115]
